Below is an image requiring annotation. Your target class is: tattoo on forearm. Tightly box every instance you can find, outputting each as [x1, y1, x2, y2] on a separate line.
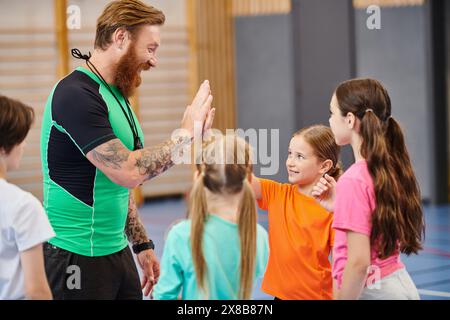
[125, 192, 149, 245]
[91, 135, 191, 181]
[135, 140, 175, 180]
[135, 135, 192, 181]
[90, 139, 130, 170]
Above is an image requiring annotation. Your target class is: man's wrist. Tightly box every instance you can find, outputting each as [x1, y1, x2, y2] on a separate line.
[132, 240, 155, 254]
[173, 129, 194, 145]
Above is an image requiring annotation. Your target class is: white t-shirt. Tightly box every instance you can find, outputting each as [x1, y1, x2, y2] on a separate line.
[0, 178, 55, 300]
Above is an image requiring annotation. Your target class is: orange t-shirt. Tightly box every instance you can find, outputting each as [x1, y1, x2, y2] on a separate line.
[258, 178, 334, 300]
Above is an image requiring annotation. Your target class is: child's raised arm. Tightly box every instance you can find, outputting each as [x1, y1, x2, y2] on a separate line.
[250, 174, 262, 201]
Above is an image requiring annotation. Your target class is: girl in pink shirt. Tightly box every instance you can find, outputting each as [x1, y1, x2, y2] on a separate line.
[313, 78, 424, 300]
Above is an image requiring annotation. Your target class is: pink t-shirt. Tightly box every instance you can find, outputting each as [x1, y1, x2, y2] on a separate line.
[332, 160, 404, 289]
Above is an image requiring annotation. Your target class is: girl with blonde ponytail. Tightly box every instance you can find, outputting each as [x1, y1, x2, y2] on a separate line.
[153, 134, 269, 300]
[315, 78, 424, 300]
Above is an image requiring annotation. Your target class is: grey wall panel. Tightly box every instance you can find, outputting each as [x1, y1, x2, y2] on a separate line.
[354, 6, 432, 201]
[292, 0, 356, 169]
[235, 14, 296, 183]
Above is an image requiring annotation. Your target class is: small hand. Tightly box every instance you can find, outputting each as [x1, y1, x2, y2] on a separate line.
[137, 249, 160, 297]
[311, 174, 337, 212]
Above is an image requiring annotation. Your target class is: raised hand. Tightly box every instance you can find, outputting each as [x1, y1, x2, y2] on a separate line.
[181, 80, 214, 139]
[311, 174, 337, 212]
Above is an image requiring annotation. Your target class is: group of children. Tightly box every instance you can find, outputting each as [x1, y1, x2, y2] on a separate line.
[0, 78, 425, 300]
[152, 78, 424, 300]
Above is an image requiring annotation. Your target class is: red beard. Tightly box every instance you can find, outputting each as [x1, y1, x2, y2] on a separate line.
[114, 45, 152, 98]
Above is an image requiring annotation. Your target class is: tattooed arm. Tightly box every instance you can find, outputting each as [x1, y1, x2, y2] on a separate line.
[86, 136, 190, 188]
[85, 81, 214, 189]
[126, 191, 161, 296]
[125, 191, 149, 245]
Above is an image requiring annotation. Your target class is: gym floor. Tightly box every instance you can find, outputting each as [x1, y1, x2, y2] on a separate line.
[138, 197, 450, 300]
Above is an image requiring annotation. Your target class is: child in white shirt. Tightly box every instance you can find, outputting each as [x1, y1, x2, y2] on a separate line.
[0, 95, 55, 300]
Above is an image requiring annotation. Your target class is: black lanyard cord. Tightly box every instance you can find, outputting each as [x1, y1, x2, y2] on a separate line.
[71, 48, 142, 150]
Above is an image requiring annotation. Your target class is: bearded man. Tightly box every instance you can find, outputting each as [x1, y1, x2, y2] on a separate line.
[40, 0, 214, 300]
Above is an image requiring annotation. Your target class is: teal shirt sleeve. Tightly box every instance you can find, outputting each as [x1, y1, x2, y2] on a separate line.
[255, 225, 269, 279]
[153, 226, 184, 300]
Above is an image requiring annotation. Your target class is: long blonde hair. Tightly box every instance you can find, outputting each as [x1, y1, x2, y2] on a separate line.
[189, 134, 257, 299]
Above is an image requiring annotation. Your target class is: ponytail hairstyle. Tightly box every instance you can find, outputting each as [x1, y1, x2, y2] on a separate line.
[189, 134, 257, 299]
[292, 125, 343, 180]
[334, 78, 425, 259]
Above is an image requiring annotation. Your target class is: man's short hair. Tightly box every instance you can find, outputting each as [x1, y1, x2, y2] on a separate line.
[0, 96, 35, 154]
[95, 0, 165, 50]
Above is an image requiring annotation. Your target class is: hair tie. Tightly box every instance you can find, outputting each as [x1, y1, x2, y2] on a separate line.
[383, 115, 393, 123]
[365, 108, 374, 114]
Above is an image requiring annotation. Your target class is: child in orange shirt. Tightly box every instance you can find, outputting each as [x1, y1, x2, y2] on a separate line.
[250, 125, 341, 300]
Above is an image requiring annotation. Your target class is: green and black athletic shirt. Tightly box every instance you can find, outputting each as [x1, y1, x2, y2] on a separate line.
[40, 67, 144, 257]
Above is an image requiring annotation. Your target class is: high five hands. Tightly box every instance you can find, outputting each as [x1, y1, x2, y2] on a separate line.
[181, 80, 215, 139]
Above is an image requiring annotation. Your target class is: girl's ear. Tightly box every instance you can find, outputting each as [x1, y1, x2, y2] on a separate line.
[320, 159, 333, 175]
[346, 112, 357, 130]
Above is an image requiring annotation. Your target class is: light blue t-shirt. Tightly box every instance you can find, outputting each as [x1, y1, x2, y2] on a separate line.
[153, 214, 269, 300]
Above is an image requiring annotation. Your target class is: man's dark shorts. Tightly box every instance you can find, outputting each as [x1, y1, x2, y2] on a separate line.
[44, 243, 142, 300]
